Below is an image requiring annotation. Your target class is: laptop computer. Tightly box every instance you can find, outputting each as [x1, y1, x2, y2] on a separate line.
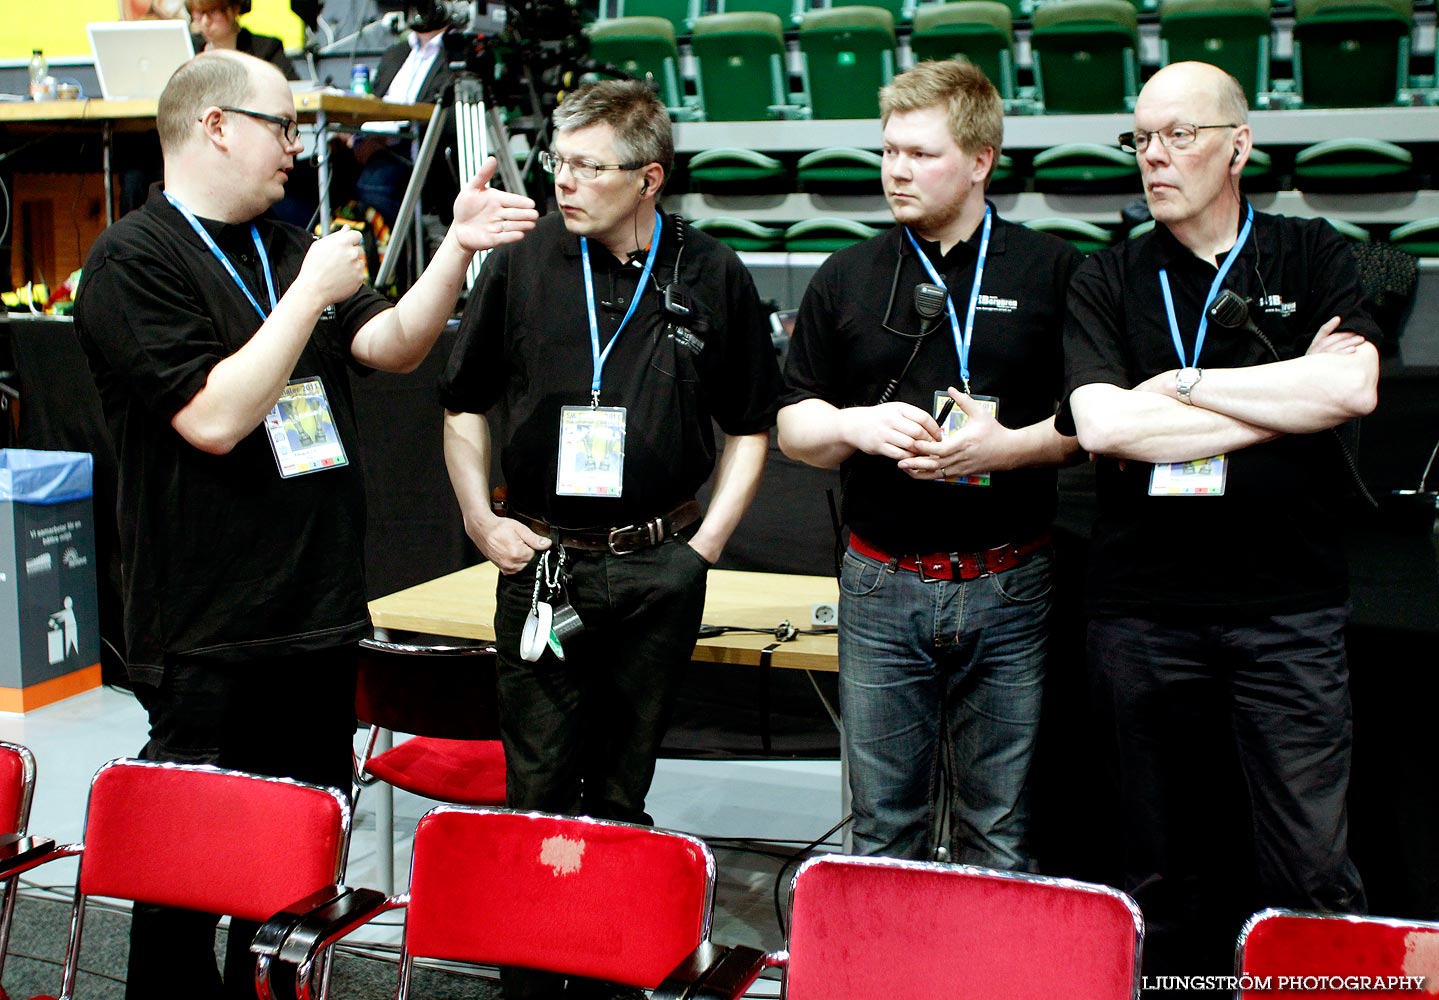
[87, 20, 196, 100]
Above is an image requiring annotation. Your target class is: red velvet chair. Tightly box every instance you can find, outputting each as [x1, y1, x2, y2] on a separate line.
[658, 854, 1145, 1000]
[0, 741, 38, 998]
[258, 805, 737, 1000]
[0, 758, 355, 1000]
[352, 635, 507, 808]
[1237, 908, 1439, 998]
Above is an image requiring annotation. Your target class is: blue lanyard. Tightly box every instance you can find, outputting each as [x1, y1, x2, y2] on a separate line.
[165, 192, 277, 321]
[580, 209, 662, 406]
[903, 205, 991, 395]
[1159, 204, 1254, 369]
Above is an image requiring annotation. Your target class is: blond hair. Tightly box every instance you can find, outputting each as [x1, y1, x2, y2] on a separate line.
[880, 60, 1003, 161]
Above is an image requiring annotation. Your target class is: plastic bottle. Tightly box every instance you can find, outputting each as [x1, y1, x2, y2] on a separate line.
[28, 49, 48, 101]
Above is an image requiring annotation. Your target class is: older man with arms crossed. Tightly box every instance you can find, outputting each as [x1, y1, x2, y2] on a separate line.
[1063, 61, 1376, 987]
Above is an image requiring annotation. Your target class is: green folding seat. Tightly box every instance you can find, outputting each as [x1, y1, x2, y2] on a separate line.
[1387, 217, 1439, 256]
[598, 0, 701, 37]
[690, 217, 788, 250]
[795, 146, 883, 189]
[908, 1, 1016, 100]
[1030, 0, 1141, 113]
[586, 17, 687, 112]
[1321, 217, 1373, 241]
[1033, 142, 1140, 192]
[685, 147, 790, 191]
[784, 217, 884, 251]
[690, 12, 796, 121]
[831, 0, 919, 26]
[798, 6, 897, 119]
[1024, 217, 1113, 253]
[1293, 138, 1416, 192]
[1159, 0, 1272, 106]
[716, 0, 805, 28]
[1292, 0, 1412, 107]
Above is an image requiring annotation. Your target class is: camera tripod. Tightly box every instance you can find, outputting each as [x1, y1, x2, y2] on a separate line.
[374, 71, 533, 290]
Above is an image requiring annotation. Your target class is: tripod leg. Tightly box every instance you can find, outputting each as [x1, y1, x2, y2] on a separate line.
[373, 102, 449, 290]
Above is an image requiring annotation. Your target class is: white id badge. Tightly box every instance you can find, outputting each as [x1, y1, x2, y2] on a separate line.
[933, 390, 999, 487]
[264, 376, 349, 478]
[1149, 454, 1228, 496]
[556, 405, 627, 497]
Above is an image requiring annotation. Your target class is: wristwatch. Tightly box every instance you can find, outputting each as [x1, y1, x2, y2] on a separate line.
[1176, 366, 1203, 405]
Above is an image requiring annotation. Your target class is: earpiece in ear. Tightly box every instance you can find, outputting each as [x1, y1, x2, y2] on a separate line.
[640, 179, 648, 195]
[1231, 147, 1241, 166]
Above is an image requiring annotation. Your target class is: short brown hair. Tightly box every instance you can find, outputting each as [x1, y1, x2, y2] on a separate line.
[187, 0, 244, 14]
[552, 80, 675, 189]
[880, 60, 1004, 162]
[156, 50, 256, 154]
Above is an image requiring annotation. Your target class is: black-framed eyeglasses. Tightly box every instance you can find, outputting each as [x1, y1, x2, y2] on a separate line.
[217, 106, 301, 144]
[538, 149, 644, 181]
[1118, 123, 1238, 154]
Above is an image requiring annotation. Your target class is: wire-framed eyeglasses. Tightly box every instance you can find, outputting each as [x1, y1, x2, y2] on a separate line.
[217, 106, 301, 144]
[538, 150, 644, 181]
[1118, 124, 1238, 154]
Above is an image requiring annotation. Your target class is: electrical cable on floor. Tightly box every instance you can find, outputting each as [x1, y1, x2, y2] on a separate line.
[771, 813, 852, 938]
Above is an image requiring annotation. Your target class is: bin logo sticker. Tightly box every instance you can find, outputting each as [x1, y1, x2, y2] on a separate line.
[47, 596, 81, 666]
[62, 547, 88, 569]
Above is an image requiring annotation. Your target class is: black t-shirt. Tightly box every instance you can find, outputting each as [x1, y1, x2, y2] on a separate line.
[439, 211, 781, 527]
[74, 184, 392, 683]
[782, 212, 1082, 552]
[1062, 207, 1381, 619]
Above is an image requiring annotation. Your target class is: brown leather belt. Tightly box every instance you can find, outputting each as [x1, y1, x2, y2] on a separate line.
[850, 531, 1052, 582]
[505, 500, 702, 556]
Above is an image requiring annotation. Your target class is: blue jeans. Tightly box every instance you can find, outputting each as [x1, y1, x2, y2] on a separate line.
[838, 542, 1052, 867]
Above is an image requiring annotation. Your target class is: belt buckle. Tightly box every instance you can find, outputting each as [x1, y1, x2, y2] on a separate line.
[607, 516, 663, 556]
[916, 554, 951, 582]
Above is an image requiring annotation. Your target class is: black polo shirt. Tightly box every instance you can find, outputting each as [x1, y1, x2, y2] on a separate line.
[74, 184, 392, 684]
[1061, 207, 1381, 619]
[782, 210, 1082, 553]
[439, 211, 781, 528]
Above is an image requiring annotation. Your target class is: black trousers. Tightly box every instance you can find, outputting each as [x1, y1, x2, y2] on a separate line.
[1089, 609, 1366, 995]
[493, 535, 709, 999]
[124, 646, 357, 1000]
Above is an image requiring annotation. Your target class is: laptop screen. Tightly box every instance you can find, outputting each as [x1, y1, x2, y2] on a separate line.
[86, 20, 196, 101]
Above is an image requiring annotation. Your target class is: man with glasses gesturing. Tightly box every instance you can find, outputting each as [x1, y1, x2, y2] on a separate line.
[440, 79, 779, 999]
[74, 50, 536, 999]
[1062, 61, 1377, 992]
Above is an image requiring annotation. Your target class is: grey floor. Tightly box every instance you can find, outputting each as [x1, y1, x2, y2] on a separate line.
[0, 684, 843, 997]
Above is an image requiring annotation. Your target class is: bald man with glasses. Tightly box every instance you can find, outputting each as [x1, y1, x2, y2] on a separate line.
[1062, 61, 1377, 992]
[74, 50, 535, 999]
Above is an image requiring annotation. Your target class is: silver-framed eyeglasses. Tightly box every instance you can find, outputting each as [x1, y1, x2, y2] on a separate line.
[218, 106, 301, 144]
[1118, 124, 1239, 154]
[539, 150, 644, 180]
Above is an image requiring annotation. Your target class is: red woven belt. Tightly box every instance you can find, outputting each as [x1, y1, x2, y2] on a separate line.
[850, 531, 1052, 582]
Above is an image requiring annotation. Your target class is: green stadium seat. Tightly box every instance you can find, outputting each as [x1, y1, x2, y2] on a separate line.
[1292, 0, 1412, 107]
[1321, 217, 1373, 241]
[686, 147, 790, 190]
[690, 216, 789, 250]
[908, 1, 1017, 101]
[784, 216, 885, 251]
[1293, 138, 1416, 192]
[796, 146, 883, 189]
[1030, 0, 1141, 114]
[586, 17, 688, 113]
[716, 0, 806, 28]
[798, 6, 898, 119]
[1387, 217, 1439, 256]
[1159, 0, 1272, 107]
[598, 0, 701, 37]
[690, 12, 798, 121]
[1032, 142, 1141, 192]
[832, 0, 920, 25]
[1025, 217, 1114, 253]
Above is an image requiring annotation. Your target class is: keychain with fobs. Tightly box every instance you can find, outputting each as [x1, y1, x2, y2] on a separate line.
[520, 548, 586, 662]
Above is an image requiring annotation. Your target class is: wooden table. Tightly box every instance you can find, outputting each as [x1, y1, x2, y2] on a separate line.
[0, 91, 433, 226]
[369, 562, 840, 673]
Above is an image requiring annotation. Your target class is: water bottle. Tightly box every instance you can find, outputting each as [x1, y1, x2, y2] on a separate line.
[28, 49, 48, 101]
[351, 64, 372, 96]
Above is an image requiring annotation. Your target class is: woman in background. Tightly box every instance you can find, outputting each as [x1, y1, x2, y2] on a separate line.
[188, 0, 298, 79]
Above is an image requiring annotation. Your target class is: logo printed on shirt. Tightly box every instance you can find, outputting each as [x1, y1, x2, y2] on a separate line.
[1258, 293, 1297, 318]
[976, 294, 1018, 314]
